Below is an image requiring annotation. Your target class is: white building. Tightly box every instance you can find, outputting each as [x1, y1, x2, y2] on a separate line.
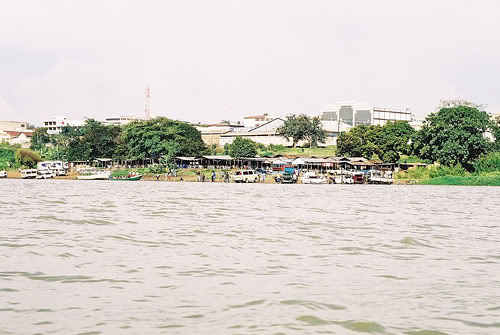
[320, 101, 413, 127]
[42, 116, 86, 134]
[243, 114, 277, 128]
[0, 120, 29, 132]
[220, 118, 290, 146]
[0, 131, 33, 148]
[101, 115, 147, 126]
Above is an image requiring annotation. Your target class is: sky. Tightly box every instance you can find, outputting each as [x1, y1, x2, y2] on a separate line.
[1, 0, 499, 126]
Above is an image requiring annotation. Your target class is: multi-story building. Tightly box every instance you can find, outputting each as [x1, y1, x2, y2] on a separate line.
[372, 107, 413, 125]
[197, 121, 245, 147]
[101, 115, 146, 126]
[320, 102, 413, 127]
[0, 120, 29, 132]
[243, 114, 277, 128]
[42, 116, 86, 135]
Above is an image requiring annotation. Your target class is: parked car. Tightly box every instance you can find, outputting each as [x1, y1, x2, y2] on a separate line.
[233, 170, 259, 183]
[0, 170, 7, 178]
[21, 169, 37, 179]
[276, 171, 297, 184]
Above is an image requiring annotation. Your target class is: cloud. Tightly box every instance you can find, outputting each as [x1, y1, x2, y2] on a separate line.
[1, 0, 499, 125]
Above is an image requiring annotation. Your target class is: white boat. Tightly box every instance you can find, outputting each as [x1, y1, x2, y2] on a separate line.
[368, 170, 394, 184]
[301, 172, 327, 184]
[77, 170, 111, 180]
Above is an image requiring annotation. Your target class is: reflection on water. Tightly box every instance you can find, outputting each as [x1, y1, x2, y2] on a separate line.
[1, 179, 499, 334]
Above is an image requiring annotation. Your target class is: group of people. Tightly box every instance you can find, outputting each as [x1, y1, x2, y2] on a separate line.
[197, 170, 231, 183]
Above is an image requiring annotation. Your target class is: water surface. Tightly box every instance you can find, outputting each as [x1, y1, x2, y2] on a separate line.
[1, 180, 499, 334]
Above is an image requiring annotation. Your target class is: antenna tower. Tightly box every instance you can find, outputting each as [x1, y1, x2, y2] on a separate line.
[144, 85, 151, 119]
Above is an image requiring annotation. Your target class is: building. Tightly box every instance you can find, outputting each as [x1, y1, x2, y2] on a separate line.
[0, 130, 33, 148]
[0, 120, 29, 132]
[372, 107, 413, 125]
[320, 101, 413, 127]
[42, 116, 86, 135]
[220, 118, 294, 146]
[197, 122, 245, 147]
[243, 114, 276, 128]
[101, 115, 147, 126]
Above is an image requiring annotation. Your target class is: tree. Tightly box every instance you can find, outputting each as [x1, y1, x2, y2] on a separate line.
[277, 114, 311, 147]
[378, 121, 415, 162]
[15, 148, 41, 168]
[30, 128, 51, 153]
[122, 117, 206, 160]
[229, 137, 257, 158]
[305, 116, 327, 147]
[412, 104, 493, 169]
[337, 125, 383, 159]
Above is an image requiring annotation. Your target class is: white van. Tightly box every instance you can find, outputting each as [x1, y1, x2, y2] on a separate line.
[36, 169, 54, 179]
[233, 170, 259, 183]
[0, 170, 7, 178]
[21, 169, 37, 179]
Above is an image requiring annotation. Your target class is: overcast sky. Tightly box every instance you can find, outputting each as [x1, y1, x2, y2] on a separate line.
[1, 0, 499, 125]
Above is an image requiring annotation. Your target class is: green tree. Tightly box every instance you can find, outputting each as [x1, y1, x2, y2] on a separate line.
[30, 128, 51, 153]
[337, 125, 383, 159]
[277, 114, 311, 147]
[15, 148, 41, 168]
[378, 121, 415, 162]
[122, 117, 206, 159]
[412, 104, 493, 169]
[229, 137, 257, 158]
[305, 116, 327, 147]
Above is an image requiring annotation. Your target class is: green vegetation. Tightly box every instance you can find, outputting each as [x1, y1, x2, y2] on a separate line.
[227, 137, 257, 158]
[473, 152, 500, 174]
[420, 175, 500, 186]
[0, 144, 18, 170]
[337, 121, 415, 162]
[256, 144, 336, 158]
[15, 148, 41, 169]
[30, 117, 207, 164]
[412, 103, 493, 169]
[277, 114, 327, 147]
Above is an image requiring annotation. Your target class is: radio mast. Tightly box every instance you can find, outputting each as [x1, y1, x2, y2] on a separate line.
[144, 85, 151, 119]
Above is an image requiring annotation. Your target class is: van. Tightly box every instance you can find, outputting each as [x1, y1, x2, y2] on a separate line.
[36, 169, 54, 179]
[21, 169, 37, 179]
[232, 170, 259, 183]
[0, 170, 7, 178]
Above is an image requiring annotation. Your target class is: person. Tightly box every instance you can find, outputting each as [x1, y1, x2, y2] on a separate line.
[196, 171, 201, 182]
[201, 173, 205, 182]
[211, 170, 216, 182]
[180, 177, 184, 182]
[261, 172, 266, 182]
[156, 174, 160, 181]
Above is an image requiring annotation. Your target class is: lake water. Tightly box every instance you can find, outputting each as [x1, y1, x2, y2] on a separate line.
[1, 179, 499, 334]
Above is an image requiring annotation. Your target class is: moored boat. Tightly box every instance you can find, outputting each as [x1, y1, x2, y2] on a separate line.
[77, 170, 111, 180]
[109, 174, 143, 181]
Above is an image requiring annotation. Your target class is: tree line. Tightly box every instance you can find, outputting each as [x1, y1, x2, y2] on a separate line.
[337, 100, 500, 171]
[30, 117, 207, 163]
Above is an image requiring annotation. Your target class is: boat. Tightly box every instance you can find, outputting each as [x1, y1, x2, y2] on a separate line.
[109, 174, 143, 181]
[301, 171, 327, 184]
[77, 170, 111, 180]
[368, 170, 394, 184]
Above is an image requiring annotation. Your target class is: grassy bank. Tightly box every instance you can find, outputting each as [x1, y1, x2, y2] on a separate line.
[419, 175, 500, 186]
[258, 145, 337, 158]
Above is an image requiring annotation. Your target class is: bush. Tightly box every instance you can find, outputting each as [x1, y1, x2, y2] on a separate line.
[473, 152, 500, 174]
[428, 164, 466, 178]
[15, 148, 41, 169]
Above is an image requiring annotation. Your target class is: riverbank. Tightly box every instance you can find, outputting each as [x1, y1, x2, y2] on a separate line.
[419, 175, 500, 186]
